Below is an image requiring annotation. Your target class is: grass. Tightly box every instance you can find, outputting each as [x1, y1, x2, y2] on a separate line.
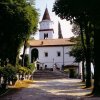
[0, 79, 34, 97]
[13, 80, 34, 89]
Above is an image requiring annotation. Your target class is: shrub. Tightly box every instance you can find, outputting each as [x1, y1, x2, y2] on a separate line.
[64, 69, 69, 73]
[3, 64, 17, 78]
[27, 63, 35, 71]
[16, 65, 26, 74]
[0, 66, 3, 84]
[0, 66, 3, 74]
[1, 64, 17, 86]
[16, 65, 32, 75]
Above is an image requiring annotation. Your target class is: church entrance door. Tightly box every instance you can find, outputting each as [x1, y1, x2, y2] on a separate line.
[37, 64, 40, 70]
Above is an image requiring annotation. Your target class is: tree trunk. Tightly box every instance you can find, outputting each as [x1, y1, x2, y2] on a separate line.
[82, 59, 85, 82]
[22, 40, 27, 67]
[0, 74, 1, 84]
[85, 23, 91, 88]
[92, 28, 100, 95]
[80, 24, 86, 82]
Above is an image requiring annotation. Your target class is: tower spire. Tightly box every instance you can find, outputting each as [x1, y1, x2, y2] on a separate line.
[46, 3, 47, 8]
[58, 21, 63, 39]
[42, 7, 51, 20]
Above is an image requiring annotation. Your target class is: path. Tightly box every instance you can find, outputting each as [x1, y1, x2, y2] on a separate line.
[0, 78, 100, 100]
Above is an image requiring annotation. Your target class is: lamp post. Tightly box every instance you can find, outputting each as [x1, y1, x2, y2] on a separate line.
[53, 58, 54, 63]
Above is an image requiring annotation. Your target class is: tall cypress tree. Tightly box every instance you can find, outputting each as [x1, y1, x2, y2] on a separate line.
[58, 21, 63, 38]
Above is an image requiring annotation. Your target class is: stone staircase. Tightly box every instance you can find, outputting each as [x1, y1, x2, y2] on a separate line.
[32, 70, 67, 80]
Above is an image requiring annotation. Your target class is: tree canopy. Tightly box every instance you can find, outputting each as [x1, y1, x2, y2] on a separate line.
[0, 0, 38, 65]
[53, 0, 100, 95]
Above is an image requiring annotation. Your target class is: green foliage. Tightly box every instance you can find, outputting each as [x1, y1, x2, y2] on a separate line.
[3, 64, 17, 78]
[53, 0, 100, 21]
[0, 0, 38, 65]
[18, 59, 22, 65]
[72, 23, 80, 35]
[53, 0, 100, 94]
[70, 45, 83, 62]
[0, 66, 3, 78]
[16, 65, 25, 74]
[27, 63, 35, 71]
[16, 65, 32, 75]
[69, 35, 94, 62]
[0, 66, 3, 74]
[24, 54, 29, 67]
[64, 69, 69, 73]
[20, 54, 30, 67]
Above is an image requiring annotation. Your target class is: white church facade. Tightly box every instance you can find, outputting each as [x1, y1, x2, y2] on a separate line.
[27, 8, 77, 70]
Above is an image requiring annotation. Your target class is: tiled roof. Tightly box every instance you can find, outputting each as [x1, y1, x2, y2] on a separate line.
[42, 8, 51, 20]
[28, 38, 75, 47]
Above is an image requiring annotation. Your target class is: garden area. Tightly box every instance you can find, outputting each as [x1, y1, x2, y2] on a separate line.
[0, 56, 35, 95]
[0, 0, 38, 96]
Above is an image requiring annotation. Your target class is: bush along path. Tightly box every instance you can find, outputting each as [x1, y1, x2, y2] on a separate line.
[0, 63, 35, 95]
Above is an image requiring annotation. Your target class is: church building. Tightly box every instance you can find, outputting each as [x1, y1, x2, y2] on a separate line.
[28, 8, 76, 70]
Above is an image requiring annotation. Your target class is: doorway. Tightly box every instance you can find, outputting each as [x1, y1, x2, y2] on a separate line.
[37, 64, 40, 70]
[69, 69, 75, 78]
[31, 48, 38, 63]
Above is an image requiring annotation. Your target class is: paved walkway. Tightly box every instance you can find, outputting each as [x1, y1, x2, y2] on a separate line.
[0, 78, 100, 100]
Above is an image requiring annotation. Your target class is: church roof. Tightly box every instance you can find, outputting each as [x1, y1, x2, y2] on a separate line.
[42, 8, 51, 20]
[28, 38, 75, 47]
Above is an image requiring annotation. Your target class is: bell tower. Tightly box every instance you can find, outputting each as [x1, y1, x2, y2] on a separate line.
[39, 8, 54, 39]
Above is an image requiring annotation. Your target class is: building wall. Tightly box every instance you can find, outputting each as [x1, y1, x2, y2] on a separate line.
[29, 46, 75, 69]
[39, 31, 53, 39]
[39, 20, 54, 39]
[40, 20, 53, 29]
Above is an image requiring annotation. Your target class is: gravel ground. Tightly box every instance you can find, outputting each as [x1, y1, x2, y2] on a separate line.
[0, 78, 100, 100]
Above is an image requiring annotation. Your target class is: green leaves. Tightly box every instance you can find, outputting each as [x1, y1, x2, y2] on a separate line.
[0, 67, 3, 74]
[69, 45, 83, 62]
[16, 65, 32, 75]
[0, 0, 38, 65]
[53, 0, 100, 24]
[2, 64, 17, 78]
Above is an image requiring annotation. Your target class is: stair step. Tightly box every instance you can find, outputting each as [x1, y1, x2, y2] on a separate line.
[32, 70, 67, 79]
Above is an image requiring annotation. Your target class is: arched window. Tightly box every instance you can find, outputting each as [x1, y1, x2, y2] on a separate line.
[44, 33, 48, 39]
[31, 48, 38, 63]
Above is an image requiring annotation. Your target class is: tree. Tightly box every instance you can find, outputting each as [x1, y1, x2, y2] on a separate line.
[0, 0, 38, 66]
[53, 0, 100, 95]
[53, 0, 92, 88]
[69, 36, 85, 82]
[22, 40, 29, 66]
[58, 21, 63, 38]
[72, 23, 80, 35]
[72, 23, 86, 82]
[21, 54, 29, 67]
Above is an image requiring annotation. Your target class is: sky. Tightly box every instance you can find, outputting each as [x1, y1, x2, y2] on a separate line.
[33, 0, 74, 39]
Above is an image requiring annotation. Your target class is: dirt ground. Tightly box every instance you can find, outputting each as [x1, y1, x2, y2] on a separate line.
[0, 78, 100, 100]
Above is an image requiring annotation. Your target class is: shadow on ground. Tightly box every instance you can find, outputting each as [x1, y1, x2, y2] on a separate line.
[0, 79, 100, 100]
